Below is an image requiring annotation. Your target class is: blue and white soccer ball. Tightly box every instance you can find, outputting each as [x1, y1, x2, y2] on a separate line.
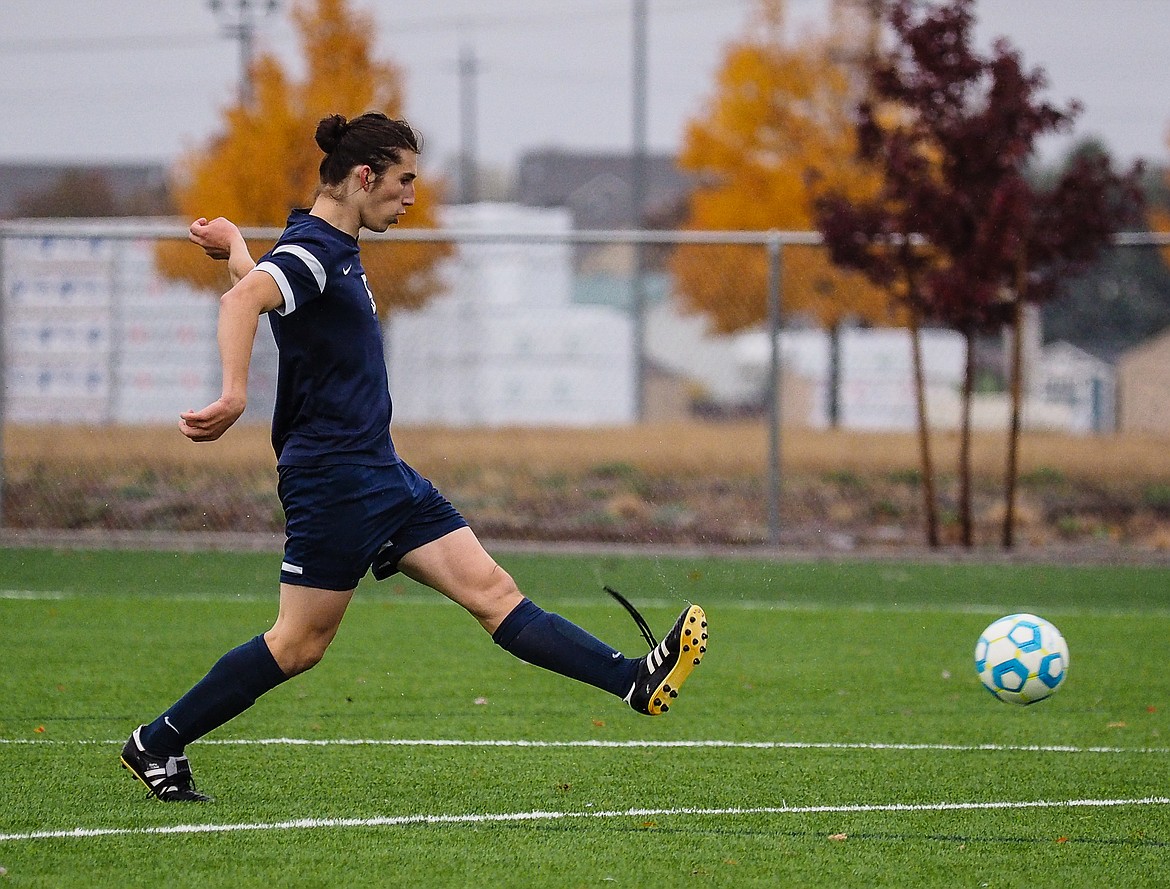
[975, 613, 1069, 705]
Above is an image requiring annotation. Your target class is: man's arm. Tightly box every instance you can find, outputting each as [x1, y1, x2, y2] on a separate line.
[179, 253, 284, 443]
[189, 216, 256, 285]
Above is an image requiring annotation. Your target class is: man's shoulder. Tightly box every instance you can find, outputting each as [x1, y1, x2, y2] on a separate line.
[277, 214, 338, 252]
[266, 216, 354, 273]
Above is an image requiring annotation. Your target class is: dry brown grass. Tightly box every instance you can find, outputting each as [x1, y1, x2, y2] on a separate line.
[6, 422, 1168, 483]
[5, 423, 279, 472]
[6, 422, 1170, 548]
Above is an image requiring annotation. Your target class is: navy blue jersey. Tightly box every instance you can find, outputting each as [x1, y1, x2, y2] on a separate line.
[254, 210, 397, 467]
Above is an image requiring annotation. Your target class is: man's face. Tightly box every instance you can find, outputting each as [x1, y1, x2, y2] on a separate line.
[362, 152, 418, 232]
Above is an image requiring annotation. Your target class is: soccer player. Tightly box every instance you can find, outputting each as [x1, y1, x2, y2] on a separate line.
[120, 112, 707, 802]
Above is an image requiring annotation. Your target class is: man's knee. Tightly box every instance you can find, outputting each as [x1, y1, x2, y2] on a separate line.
[465, 564, 522, 624]
[264, 629, 333, 676]
[488, 563, 520, 596]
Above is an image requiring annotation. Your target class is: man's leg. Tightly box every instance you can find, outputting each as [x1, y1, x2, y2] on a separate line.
[397, 527, 639, 697]
[123, 584, 353, 800]
[264, 583, 356, 675]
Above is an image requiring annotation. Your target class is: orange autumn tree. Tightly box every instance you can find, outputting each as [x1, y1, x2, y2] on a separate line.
[1151, 131, 1170, 269]
[157, 0, 450, 315]
[671, 0, 891, 344]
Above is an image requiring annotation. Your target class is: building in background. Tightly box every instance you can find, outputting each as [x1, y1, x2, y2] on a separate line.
[515, 149, 692, 230]
[727, 324, 1115, 435]
[0, 163, 170, 219]
[2, 222, 276, 425]
[1032, 341, 1116, 434]
[1117, 326, 1170, 438]
[386, 203, 635, 427]
[0, 203, 1144, 435]
[735, 327, 966, 431]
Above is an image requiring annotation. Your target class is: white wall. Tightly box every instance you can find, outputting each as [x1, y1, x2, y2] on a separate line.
[737, 326, 1114, 434]
[3, 230, 277, 425]
[386, 204, 635, 427]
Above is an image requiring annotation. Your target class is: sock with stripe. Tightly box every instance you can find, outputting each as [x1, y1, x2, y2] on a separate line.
[138, 633, 289, 756]
[492, 598, 639, 697]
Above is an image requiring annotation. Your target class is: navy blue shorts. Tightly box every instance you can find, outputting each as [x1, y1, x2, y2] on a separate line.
[276, 461, 468, 591]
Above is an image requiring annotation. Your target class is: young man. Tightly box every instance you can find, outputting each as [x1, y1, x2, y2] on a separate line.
[121, 112, 707, 802]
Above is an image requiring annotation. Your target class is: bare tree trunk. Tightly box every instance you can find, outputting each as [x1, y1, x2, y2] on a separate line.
[827, 320, 842, 429]
[959, 326, 976, 548]
[1003, 254, 1027, 548]
[908, 304, 939, 548]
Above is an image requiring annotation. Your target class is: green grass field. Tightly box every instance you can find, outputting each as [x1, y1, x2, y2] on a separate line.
[1, 547, 1168, 888]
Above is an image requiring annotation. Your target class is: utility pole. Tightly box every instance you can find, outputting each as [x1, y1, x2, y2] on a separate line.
[630, 0, 649, 421]
[208, 0, 281, 107]
[0, 235, 7, 527]
[458, 44, 479, 204]
[828, 0, 882, 94]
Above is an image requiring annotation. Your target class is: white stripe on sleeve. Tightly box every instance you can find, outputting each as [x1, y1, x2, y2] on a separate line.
[255, 261, 296, 316]
[274, 244, 327, 292]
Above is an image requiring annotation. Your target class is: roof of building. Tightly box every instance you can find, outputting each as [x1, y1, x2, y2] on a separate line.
[0, 162, 170, 219]
[515, 148, 694, 229]
[1118, 323, 1170, 367]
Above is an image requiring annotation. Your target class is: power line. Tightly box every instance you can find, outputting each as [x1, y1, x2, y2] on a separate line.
[207, 0, 282, 107]
[0, 33, 219, 54]
[388, 0, 754, 35]
[0, 0, 757, 57]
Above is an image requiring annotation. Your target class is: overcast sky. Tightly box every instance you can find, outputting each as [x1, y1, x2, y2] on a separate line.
[2, 0, 1168, 179]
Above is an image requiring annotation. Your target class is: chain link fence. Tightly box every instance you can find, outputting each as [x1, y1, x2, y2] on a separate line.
[1, 218, 1167, 549]
[0, 217, 800, 545]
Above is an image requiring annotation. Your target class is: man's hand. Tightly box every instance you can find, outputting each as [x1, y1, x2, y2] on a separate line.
[190, 216, 257, 286]
[189, 217, 244, 260]
[179, 394, 247, 442]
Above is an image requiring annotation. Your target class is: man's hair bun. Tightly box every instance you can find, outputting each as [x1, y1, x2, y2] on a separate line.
[315, 114, 349, 154]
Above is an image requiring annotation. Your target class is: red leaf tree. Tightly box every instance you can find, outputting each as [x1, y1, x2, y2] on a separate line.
[817, 0, 1142, 548]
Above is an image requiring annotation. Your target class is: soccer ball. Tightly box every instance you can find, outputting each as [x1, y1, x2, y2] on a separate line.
[975, 613, 1069, 705]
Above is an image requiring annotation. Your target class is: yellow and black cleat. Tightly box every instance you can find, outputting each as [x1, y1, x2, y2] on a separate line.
[607, 587, 707, 716]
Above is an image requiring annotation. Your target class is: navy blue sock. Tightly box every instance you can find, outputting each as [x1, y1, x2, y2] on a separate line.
[492, 598, 638, 698]
[140, 634, 289, 755]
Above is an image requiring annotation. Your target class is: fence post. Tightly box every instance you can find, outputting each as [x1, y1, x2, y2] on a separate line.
[765, 234, 783, 546]
[632, 239, 647, 422]
[107, 237, 122, 424]
[0, 232, 7, 528]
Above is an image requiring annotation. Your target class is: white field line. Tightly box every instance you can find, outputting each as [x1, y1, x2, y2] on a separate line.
[1, 737, 1168, 755]
[2, 797, 1168, 843]
[4, 588, 1170, 617]
[0, 589, 68, 600]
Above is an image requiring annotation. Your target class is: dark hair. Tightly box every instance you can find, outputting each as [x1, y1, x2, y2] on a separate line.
[314, 112, 422, 185]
